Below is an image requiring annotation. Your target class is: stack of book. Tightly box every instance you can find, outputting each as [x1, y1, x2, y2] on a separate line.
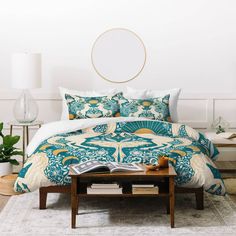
[132, 184, 159, 194]
[87, 183, 122, 194]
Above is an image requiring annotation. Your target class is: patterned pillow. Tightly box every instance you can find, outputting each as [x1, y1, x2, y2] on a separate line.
[119, 94, 171, 121]
[65, 93, 121, 119]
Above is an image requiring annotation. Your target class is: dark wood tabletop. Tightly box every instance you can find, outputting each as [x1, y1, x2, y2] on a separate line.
[69, 164, 177, 178]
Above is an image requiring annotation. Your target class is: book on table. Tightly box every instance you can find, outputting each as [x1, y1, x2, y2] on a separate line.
[216, 132, 236, 139]
[87, 183, 122, 194]
[132, 184, 159, 194]
[91, 183, 120, 189]
[87, 187, 122, 194]
[71, 160, 143, 174]
[132, 184, 155, 188]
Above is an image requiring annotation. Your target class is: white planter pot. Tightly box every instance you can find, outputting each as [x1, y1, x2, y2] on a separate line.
[0, 162, 13, 176]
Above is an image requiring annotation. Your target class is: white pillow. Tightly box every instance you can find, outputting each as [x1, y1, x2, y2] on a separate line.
[123, 87, 147, 99]
[125, 87, 181, 122]
[59, 87, 120, 120]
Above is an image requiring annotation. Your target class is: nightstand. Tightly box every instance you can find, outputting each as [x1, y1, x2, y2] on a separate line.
[8, 121, 43, 164]
[204, 131, 236, 173]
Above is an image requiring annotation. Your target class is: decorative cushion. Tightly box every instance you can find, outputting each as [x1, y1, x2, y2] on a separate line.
[125, 87, 181, 122]
[65, 93, 121, 119]
[119, 94, 171, 121]
[59, 87, 120, 120]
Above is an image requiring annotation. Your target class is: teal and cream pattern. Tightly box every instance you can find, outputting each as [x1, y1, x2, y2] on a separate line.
[65, 93, 121, 119]
[119, 95, 171, 121]
[14, 120, 225, 195]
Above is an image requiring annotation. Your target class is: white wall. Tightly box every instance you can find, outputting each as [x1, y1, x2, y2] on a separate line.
[0, 0, 236, 128]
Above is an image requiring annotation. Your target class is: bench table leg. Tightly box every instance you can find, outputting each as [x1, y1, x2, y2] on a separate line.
[39, 188, 48, 209]
[195, 187, 204, 210]
[169, 177, 175, 228]
[71, 176, 79, 229]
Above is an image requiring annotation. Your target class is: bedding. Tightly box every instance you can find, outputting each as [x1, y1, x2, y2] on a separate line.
[14, 117, 225, 195]
[125, 87, 181, 122]
[65, 93, 120, 119]
[119, 95, 171, 121]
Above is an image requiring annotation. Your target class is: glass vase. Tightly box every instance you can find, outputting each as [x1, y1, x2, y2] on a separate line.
[211, 116, 230, 134]
[13, 90, 38, 123]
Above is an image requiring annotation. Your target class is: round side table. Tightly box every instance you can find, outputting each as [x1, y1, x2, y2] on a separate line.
[8, 121, 43, 164]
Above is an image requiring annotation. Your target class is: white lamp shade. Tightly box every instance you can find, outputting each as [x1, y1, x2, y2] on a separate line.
[11, 53, 41, 89]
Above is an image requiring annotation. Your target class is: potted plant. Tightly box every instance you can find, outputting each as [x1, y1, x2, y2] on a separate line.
[0, 122, 23, 176]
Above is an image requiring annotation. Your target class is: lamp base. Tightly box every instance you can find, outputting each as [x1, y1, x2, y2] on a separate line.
[13, 90, 38, 123]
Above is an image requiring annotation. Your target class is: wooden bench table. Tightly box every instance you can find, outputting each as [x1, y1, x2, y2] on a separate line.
[69, 165, 177, 229]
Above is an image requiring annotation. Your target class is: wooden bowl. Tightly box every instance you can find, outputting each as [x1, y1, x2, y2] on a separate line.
[0, 174, 21, 196]
[145, 164, 159, 171]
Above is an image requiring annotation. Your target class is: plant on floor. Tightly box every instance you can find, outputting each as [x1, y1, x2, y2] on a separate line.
[0, 122, 22, 165]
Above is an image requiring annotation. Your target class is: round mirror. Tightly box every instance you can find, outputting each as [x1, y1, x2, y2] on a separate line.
[91, 28, 146, 83]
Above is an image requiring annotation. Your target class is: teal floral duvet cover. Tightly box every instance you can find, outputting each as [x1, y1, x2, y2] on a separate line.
[14, 118, 225, 195]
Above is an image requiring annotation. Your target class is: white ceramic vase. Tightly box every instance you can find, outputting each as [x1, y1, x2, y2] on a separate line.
[0, 162, 13, 176]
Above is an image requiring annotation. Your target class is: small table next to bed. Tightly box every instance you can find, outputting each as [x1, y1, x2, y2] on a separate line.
[8, 120, 43, 165]
[205, 131, 236, 173]
[69, 165, 177, 228]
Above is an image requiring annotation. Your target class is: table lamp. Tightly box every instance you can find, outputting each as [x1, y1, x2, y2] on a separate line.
[11, 53, 41, 123]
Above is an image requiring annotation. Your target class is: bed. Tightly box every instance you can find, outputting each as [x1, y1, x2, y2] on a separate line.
[14, 88, 225, 208]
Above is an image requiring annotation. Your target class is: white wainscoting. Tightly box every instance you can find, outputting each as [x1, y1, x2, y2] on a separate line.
[0, 91, 236, 130]
[179, 93, 236, 130]
[1, 91, 236, 161]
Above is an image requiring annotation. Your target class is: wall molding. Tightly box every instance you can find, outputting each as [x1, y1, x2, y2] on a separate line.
[0, 90, 235, 130]
[1, 89, 236, 100]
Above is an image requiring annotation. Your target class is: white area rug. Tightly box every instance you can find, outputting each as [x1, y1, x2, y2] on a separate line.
[0, 191, 236, 236]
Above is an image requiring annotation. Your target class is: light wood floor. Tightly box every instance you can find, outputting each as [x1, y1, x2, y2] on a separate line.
[0, 195, 10, 212]
[1, 161, 236, 213]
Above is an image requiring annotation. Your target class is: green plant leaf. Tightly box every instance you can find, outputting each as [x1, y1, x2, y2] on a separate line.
[3, 135, 20, 147]
[0, 159, 10, 163]
[11, 150, 24, 156]
[8, 159, 19, 166]
[3, 147, 14, 155]
[0, 126, 23, 163]
[0, 122, 3, 132]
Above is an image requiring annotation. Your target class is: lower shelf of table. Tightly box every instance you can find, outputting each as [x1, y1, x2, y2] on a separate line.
[76, 193, 170, 197]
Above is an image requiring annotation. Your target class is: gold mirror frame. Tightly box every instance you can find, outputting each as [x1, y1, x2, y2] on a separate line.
[91, 28, 147, 83]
